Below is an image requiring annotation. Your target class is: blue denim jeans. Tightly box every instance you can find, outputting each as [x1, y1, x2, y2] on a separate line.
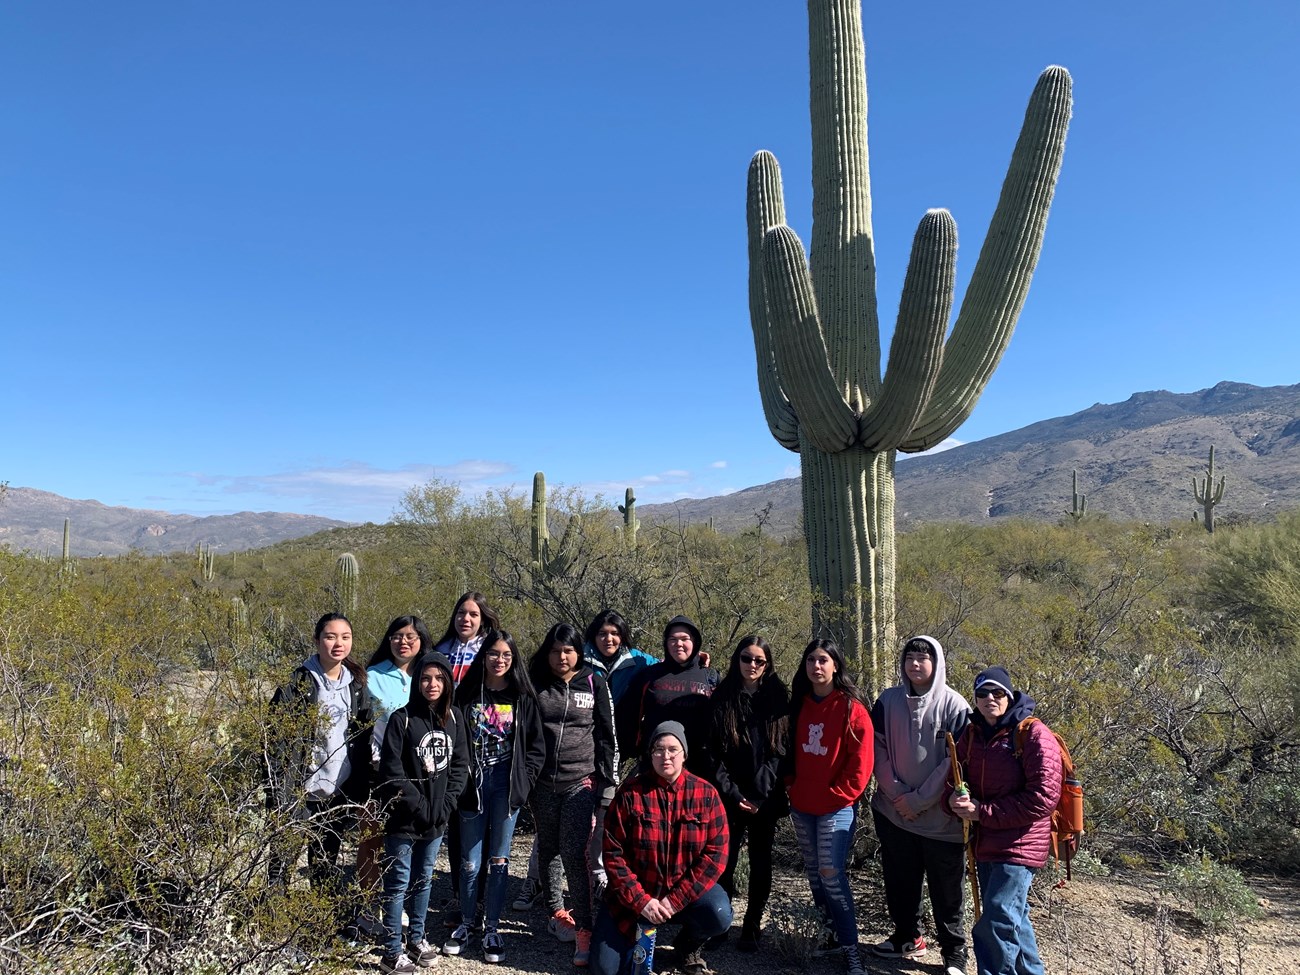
[589, 884, 732, 975]
[790, 804, 859, 948]
[973, 861, 1044, 975]
[458, 759, 520, 932]
[381, 832, 443, 957]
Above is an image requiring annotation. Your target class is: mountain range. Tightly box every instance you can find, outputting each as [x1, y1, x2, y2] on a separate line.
[5, 381, 1298, 554]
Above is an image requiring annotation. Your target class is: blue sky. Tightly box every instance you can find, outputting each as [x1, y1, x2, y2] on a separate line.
[3, 1, 1298, 524]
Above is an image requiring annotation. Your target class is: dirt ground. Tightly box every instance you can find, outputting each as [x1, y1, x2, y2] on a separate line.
[345, 831, 1300, 975]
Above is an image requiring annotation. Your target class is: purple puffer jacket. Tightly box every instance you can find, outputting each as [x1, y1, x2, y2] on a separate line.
[950, 699, 1062, 868]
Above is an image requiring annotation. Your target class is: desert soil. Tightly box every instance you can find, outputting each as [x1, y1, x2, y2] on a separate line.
[346, 830, 1299, 975]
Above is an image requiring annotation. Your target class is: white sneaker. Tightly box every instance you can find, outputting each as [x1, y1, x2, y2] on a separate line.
[380, 952, 418, 975]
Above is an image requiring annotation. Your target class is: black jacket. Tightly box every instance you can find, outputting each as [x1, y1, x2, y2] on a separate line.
[534, 665, 619, 805]
[455, 687, 546, 815]
[622, 658, 719, 773]
[377, 702, 471, 840]
[708, 684, 790, 816]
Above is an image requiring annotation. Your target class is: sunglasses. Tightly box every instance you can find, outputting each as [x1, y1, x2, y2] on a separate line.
[739, 654, 767, 667]
[975, 687, 1009, 700]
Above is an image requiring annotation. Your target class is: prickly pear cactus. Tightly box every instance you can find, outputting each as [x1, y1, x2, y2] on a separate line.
[745, 0, 1072, 687]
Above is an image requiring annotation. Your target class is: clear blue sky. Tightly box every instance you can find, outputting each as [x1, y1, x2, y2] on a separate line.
[4, 1, 1297, 523]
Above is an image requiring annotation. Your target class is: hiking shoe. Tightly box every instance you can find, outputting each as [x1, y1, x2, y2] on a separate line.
[942, 952, 969, 975]
[678, 947, 709, 975]
[871, 936, 927, 960]
[842, 945, 866, 975]
[482, 931, 506, 964]
[380, 953, 419, 975]
[512, 876, 543, 911]
[573, 929, 592, 967]
[442, 923, 472, 957]
[548, 908, 577, 943]
[407, 939, 440, 968]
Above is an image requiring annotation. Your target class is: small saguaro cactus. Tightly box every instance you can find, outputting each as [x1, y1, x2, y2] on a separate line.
[530, 471, 580, 578]
[1069, 470, 1088, 523]
[62, 518, 71, 562]
[201, 546, 215, 582]
[1192, 446, 1226, 534]
[618, 488, 640, 550]
[745, 0, 1071, 685]
[335, 553, 360, 613]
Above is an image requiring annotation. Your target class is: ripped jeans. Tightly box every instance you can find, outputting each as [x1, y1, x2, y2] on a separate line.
[790, 804, 859, 949]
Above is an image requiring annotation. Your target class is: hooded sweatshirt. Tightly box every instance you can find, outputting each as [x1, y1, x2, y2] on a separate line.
[584, 643, 657, 706]
[870, 635, 971, 841]
[376, 653, 471, 840]
[620, 615, 719, 770]
[534, 663, 619, 805]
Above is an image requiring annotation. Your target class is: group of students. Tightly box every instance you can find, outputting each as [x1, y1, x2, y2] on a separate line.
[270, 594, 1063, 975]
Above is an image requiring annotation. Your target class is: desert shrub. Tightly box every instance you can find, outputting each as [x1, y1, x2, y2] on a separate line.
[1161, 853, 1263, 931]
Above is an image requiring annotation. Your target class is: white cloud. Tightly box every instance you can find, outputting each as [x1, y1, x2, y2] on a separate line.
[710, 460, 727, 469]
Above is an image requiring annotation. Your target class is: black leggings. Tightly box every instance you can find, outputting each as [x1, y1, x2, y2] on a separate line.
[719, 803, 781, 928]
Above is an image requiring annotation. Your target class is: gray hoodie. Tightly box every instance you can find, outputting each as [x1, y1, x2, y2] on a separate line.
[302, 654, 354, 799]
[870, 635, 970, 841]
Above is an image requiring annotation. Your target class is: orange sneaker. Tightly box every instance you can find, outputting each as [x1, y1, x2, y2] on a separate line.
[573, 929, 592, 967]
[548, 909, 577, 944]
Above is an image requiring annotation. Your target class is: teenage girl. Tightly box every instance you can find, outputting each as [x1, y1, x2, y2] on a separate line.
[434, 591, 501, 688]
[443, 631, 545, 965]
[356, 616, 435, 931]
[375, 652, 470, 974]
[707, 635, 789, 951]
[268, 612, 374, 890]
[786, 639, 874, 975]
[528, 623, 618, 968]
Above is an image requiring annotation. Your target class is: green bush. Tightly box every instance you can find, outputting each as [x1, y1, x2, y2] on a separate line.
[1161, 853, 1263, 931]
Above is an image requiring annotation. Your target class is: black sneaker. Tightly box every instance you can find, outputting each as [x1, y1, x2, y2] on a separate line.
[871, 935, 927, 959]
[442, 923, 472, 957]
[736, 922, 761, 953]
[482, 931, 506, 965]
[942, 951, 969, 975]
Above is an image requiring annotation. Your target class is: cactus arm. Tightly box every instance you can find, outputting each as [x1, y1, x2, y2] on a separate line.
[747, 151, 801, 452]
[858, 208, 957, 452]
[762, 225, 858, 453]
[808, 0, 879, 405]
[899, 66, 1073, 453]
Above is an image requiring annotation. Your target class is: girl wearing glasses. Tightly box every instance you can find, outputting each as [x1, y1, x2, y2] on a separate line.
[786, 639, 874, 975]
[355, 616, 436, 935]
[444, 630, 545, 964]
[707, 635, 789, 951]
[869, 635, 971, 975]
[947, 667, 1062, 975]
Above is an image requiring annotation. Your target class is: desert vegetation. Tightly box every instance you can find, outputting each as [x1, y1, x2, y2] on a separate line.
[1, 480, 1297, 971]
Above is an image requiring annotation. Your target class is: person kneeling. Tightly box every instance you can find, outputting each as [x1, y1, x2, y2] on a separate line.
[592, 722, 731, 975]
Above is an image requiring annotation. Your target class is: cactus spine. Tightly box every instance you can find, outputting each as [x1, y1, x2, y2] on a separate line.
[530, 471, 580, 577]
[618, 488, 639, 550]
[746, 0, 1071, 686]
[1192, 446, 1225, 534]
[335, 553, 360, 613]
[1069, 470, 1087, 523]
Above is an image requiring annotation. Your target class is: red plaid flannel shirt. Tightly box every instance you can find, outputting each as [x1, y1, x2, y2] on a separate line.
[602, 767, 729, 934]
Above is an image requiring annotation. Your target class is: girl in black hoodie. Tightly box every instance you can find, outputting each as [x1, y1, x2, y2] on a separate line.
[527, 623, 618, 967]
[375, 651, 470, 975]
[708, 635, 790, 950]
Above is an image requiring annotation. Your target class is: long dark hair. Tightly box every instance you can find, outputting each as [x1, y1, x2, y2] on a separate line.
[456, 629, 537, 705]
[529, 622, 585, 688]
[713, 635, 788, 754]
[437, 591, 500, 646]
[789, 638, 862, 738]
[312, 612, 366, 686]
[367, 615, 433, 669]
[583, 609, 632, 653]
[413, 653, 454, 725]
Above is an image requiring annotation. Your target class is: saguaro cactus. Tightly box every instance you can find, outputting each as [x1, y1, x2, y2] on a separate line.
[1069, 470, 1088, 523]
[62, 518, 71, 562]
[336, 552, 360, 613]
[618, 488, 639, 550]
[530, 471, 580, 577]
[746, 0, 1071, 685]
[1192, 446, 1225, 534]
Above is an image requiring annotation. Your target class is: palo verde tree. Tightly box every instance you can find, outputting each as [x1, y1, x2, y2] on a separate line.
[745, 0, 1072, 686]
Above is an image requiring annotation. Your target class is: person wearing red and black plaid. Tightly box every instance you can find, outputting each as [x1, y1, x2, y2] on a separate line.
[591, 721, 731, 975]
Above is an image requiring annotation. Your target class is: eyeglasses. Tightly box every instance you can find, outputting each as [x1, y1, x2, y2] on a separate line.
[485, 652, 513, 662]
[390, 633, 420, 644]
[650, 747, 683, 759]
[975, 687, 1008, 700]
[739, 654, 767, 667]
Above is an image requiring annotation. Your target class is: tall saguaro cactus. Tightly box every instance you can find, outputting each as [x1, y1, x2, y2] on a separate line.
[335, 552, 360, 613]
[618, 488, 640, 550]
[1069, 470, 1088, 523]
[1192, 446, 1225, 534]
[746, 0, 1072, 686]
[530, 471, 580, 578]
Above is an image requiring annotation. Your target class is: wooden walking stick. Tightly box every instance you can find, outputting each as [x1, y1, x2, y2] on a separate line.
[946, 731, 981, 921]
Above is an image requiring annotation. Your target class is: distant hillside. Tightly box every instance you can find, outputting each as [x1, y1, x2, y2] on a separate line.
[639, 381, 1300, 537]
[0, 488, 350, 557]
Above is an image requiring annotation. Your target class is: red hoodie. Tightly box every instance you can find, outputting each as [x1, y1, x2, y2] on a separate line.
[788, 690, 874, 815]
